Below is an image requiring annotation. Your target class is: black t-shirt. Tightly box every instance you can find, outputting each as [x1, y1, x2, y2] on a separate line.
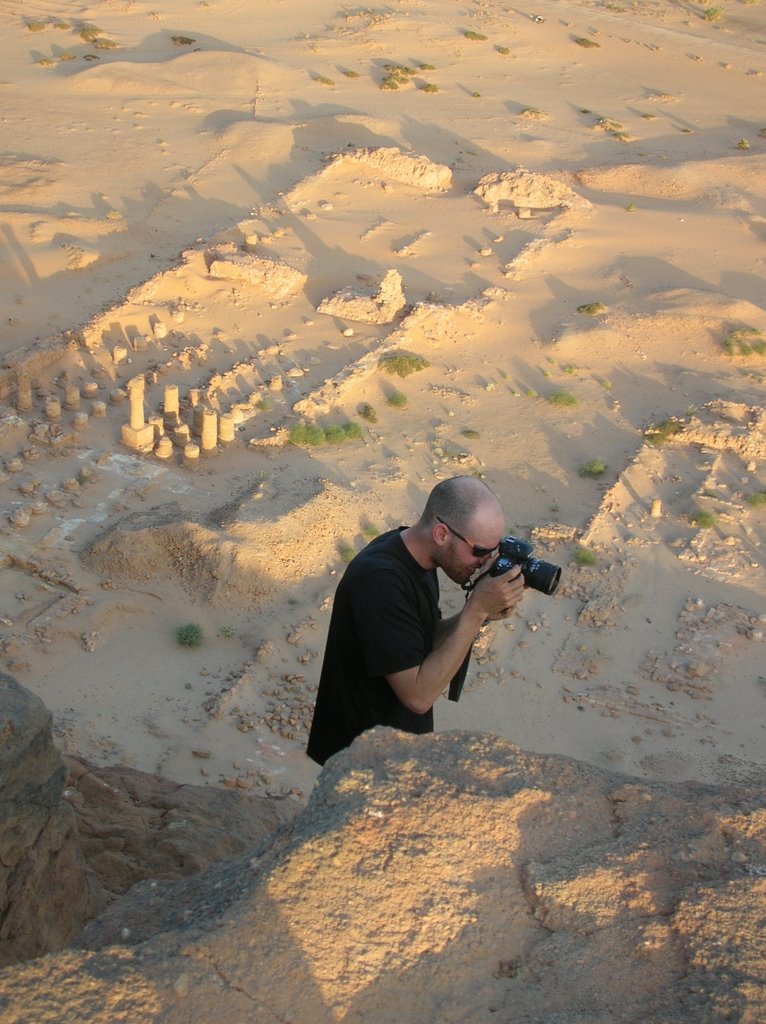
[306, 528, 438, 765]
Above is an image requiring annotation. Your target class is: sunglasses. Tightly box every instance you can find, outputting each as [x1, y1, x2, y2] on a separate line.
[435, 515, 499, 558]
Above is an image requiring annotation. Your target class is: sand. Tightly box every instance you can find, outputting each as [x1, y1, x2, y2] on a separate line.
[0, 0, 765, 805]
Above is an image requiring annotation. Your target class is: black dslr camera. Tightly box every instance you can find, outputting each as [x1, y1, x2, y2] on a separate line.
[490, 535, 561, 595]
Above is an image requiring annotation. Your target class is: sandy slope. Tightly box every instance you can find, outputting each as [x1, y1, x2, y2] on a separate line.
[0, 0, 764, 804]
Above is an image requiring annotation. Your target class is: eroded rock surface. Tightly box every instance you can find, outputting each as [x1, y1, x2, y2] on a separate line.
[0, 673, 97, 966]
[1, 729, 763, 1023]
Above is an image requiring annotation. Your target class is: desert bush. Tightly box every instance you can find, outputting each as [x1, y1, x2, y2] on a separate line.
[420, 83, 439, 93]
[387, 390, 408, 408]
[176, 623, 203, 647]
[378, 351, 430, 377]
[78, 23, 103, 41]
[362, 522, 381, 539]
[289, 422, 326, 447]
[218, 626, 235, 639]
[574, 36, 600, 47]
[747, 489, 766, 506]
[573, 547, 597, 565]
[579, 458, 607, 477]
[357, 402, 378, 423]
[577, 302, 606, 315]
[644, 417, 685, 446]
[722, 326, 765, 356]
[691, 510, 717, 528]
[462, 29, 488, 40]
[339, 544, 356, 563]
[548, 390, 577, 406]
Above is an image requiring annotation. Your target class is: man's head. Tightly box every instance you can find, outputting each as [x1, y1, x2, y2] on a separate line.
[417, 476, 505, 584]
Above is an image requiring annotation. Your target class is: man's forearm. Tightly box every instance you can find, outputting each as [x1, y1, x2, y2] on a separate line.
[386, 600, 487, 714]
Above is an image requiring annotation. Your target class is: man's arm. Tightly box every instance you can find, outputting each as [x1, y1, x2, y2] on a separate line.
[386, 567, 524, 714]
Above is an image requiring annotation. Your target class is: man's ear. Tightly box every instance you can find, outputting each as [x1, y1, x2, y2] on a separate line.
[433, 520, 450, 547]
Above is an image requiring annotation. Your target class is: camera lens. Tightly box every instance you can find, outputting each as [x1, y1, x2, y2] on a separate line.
[523, 557, 561, 595]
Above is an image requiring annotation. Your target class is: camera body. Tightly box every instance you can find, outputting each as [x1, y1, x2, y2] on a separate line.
[490, 535, 561, 595]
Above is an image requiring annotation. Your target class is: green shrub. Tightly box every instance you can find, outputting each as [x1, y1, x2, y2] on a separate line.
[496, 45, 510, 54]
[747, 489, 766, 506]
[324, 421, 363, 444]
[78, 23, 103, 41]
[378, 351, 430, 377]
[172, 35, 196, 45]
[342, 69, 361, 78]
[176, 623, 203, 647]
[339, 544, 356, 563]
[314, 74, 335, 86]
[462, 428, 480, 439]
[387, 390, 408, 408]
[644, 417, 684, 446]
[577, 302, 606, 315]
[691, 510, 717, 528]
[26, 20, 49, 31]
[722, 326, 764, 356]
[574, 546, 597, 565]
[218, 625, 235, 639]
[580, 458, 607, 477]
[463, 29, 488, 40]
[420, 83, 439, 93]
[548, 390, 577, 406]
[362, 522, 381, 539]
[574, 36, 600, 47]
[357, 402, 378, 423]
[702, 6, 723, 19]
[289, 422, 326, 446]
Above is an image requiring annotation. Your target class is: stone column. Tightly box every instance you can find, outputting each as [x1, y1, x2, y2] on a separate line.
[121, 376, 155, 452]
[200, 409, 218, 455]
[16, 375, 33, 413]
[63, 385, 80, 412]
[183, 442, 200, 470]
[163, 385, 180, 428]
[218, 413, 235, 446]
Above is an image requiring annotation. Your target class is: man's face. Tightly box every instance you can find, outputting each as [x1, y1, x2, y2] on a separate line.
[436, 507, 504, 585]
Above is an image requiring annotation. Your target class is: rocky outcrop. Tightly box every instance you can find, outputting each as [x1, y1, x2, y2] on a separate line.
[317, 269, 407, 324]
[1, 728, 764, 1023]
[63, 755, 298, 900]
[0, 673, 97, 966]
[207, 253, 307, 299]
[475, 168, 592, 216]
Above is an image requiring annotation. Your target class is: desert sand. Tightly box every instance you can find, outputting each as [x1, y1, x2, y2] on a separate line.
[0, 0, 765, 809]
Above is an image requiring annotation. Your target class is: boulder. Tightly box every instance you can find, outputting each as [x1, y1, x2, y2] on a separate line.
[0, 673, 98, 966]
[63, 754, 297, 899]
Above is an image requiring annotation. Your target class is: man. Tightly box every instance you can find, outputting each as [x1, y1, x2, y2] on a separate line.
[306, 476, 525, 765]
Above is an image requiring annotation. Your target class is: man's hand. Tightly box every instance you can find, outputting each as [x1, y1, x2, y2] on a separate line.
[470, 563, 525, 621]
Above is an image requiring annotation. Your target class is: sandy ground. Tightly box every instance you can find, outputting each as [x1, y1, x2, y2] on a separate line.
[0, 0, 765, 805]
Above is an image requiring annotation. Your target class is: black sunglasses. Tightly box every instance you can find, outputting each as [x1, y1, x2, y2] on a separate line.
[435, 515, 499, 558]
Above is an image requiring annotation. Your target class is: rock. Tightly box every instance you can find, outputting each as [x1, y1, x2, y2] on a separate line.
[208, 254, 307, 300]
[325, 146, 452, 191]
[1, 730, 762, 1022]
[317, 269, 406, 324]
[475, 168, 592, 215]
[0, 674, 98, 966]
[62, 756, 297, 900]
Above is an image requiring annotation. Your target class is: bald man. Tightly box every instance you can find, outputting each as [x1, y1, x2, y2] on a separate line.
[307, 476, 525, 765]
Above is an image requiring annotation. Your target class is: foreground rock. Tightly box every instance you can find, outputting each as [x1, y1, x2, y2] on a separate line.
[63, 755, 297, 900]
[1, 729, 764, 1023]
[0, 674, 97, 966]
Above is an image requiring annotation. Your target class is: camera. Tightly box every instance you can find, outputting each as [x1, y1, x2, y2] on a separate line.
[490, 535, 561, 595]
